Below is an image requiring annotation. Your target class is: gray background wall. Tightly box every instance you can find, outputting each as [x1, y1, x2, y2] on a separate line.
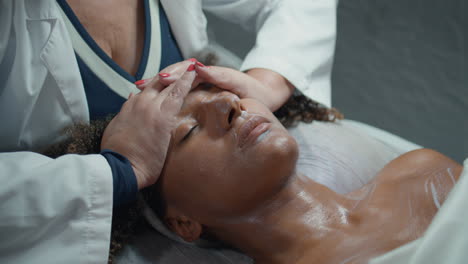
[206, 0, 467, 163]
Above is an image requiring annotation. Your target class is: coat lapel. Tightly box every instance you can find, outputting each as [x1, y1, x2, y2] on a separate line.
[159, 0, 209, 59]
[26, 0, 89, 123]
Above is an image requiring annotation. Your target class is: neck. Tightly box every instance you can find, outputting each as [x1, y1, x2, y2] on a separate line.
[211, 173, 355, 264]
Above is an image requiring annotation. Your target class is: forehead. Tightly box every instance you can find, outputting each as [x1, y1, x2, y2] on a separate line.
[178, 85, 223, 116]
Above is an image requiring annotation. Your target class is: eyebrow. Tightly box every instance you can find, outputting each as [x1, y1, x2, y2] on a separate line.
[199, 83, 215, 92]
[179, 84, 222, 116]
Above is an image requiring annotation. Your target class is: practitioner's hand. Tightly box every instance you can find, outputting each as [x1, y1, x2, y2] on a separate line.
[101, 64, 197, 190]
[135, 59, 203, 91]
[195, 65, 294, 111]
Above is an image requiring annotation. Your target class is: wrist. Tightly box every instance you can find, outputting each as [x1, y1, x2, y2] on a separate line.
[100, 149, 138, 206]
[131, 165, 146, 190]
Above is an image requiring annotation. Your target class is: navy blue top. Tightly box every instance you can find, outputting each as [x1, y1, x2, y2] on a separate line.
[56, 0, 184, 206]
[57, 0, 184, 119]
[100, 149, 138, 206]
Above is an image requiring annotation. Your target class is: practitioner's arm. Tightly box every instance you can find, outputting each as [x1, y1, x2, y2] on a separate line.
[0, 61, 197, 264]
[0, 152, 113, 264]
[202, 0, 338, 108]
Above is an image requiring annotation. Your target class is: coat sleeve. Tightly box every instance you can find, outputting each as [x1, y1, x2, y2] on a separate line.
[202, 0, 338, 107]
[0, 152, 113, 264]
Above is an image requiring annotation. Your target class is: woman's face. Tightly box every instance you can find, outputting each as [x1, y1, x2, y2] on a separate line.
[160, 86, 298, 224]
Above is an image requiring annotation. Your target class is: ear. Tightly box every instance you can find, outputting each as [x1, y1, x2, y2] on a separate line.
[165, 207, 202, 242]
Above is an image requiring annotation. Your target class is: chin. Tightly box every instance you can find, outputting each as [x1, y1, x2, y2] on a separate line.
[256, 129, 299, 177]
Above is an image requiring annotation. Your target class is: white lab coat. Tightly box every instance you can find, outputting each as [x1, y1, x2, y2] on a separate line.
[0, 0, 337, 263]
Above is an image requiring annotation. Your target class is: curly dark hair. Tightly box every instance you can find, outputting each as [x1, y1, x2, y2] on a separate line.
[41, 91, 342, 263]
[275, 89, 343, 126]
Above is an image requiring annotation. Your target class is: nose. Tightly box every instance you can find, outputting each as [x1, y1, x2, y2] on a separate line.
[207, 92, 241, 131]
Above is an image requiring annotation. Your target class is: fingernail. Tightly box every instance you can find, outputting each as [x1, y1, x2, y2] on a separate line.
[187, 64, 196, 71]
[134, 79, 146, 85]
[188, 58, 197, 62]
[195, 61, 205, 67]
[159, 73, 171, 78]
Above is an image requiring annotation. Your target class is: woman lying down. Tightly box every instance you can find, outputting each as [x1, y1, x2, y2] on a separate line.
[44, 86, 462, 264]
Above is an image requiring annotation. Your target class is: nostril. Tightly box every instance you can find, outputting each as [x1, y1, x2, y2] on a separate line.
[239, 103, 246, 111]
[228, 108, 235, 124]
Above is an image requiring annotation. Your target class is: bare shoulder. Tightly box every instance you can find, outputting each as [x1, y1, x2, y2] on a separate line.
[375, 148, 463, 183]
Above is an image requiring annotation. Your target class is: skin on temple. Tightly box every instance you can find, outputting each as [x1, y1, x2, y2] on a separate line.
[157, 86, 463, 264]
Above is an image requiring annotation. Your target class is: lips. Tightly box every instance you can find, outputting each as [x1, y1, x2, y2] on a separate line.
[237, 115, 271, 148]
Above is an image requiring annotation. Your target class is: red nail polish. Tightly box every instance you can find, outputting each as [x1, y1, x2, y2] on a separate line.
[188, 58, 197, 62]
[187, 64, 196, 71]
[134, 79, 145, 85]
[195, 61, 205, 67]
[159, 73, 171, 78]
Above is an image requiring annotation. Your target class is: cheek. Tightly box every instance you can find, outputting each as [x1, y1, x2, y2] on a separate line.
[163, 138, 239, 215]
[230, 130, 299, 204]
[162, 127, 299, 219]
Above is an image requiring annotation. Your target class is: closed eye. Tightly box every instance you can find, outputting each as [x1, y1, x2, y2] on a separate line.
[228, 108, 235, 124]
[181, 125, 198, 142]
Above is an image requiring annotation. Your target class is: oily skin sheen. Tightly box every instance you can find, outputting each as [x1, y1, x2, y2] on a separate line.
[162, 86, 298, 220]
[158, 87, 463, 264]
